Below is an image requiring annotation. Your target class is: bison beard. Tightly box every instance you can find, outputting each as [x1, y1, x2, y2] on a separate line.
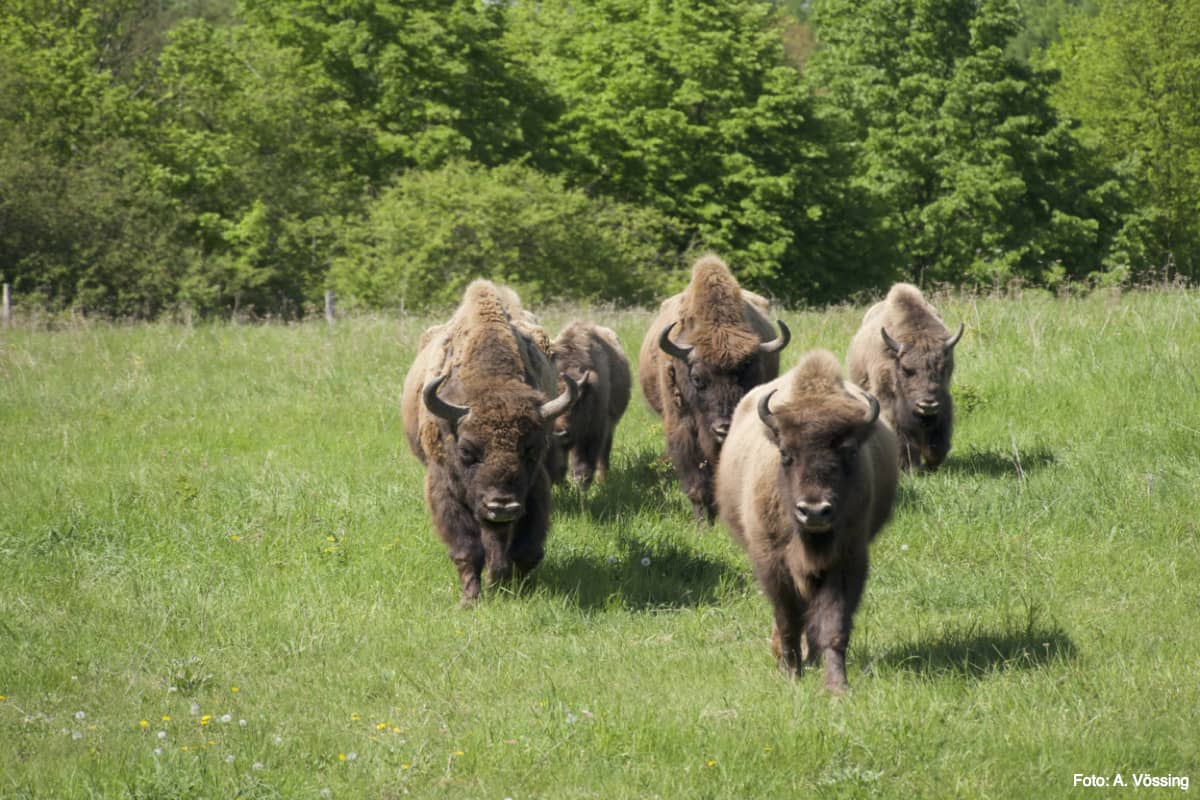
[717, 350, 898, 693]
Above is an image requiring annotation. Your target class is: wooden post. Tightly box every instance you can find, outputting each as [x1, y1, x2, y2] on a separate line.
[324, 290, 336, 325]
[2, 283, 10, 327]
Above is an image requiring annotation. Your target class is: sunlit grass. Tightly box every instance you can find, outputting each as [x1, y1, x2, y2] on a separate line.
[1, 288, 1197, 797]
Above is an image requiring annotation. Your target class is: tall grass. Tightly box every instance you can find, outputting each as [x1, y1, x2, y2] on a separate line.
[1, 288, 1197, 798]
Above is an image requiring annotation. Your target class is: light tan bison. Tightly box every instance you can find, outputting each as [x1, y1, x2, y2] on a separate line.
[401, 280, 577, 605]
[548, 321, 631, 489]
[846, 283, 963, 471]
[717, 349, 897, 693]
[638, 254, 790, 521]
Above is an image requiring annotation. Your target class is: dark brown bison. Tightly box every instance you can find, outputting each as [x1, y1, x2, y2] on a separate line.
[401, 280, 577, 605]
[548, 321, 632, 489]
[638, 254, 790, 521]
[846, 283, 963, 471]
[716, 349, 898, 693]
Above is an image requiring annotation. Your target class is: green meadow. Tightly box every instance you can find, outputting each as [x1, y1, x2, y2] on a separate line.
[1, 288, 1197, 798]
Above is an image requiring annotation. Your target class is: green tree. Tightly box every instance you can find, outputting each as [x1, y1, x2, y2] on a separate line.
[1048, 0, 1200, 280]
[504, 0, 873, 300]
[807, 0, 1108, 286]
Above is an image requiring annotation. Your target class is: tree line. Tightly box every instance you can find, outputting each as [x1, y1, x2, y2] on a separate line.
[1, 0, 1196, 317]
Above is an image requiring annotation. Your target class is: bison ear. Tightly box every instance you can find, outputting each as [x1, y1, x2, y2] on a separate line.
[423, 374, 469, 429]
[756, 389, 781, 444]
[658, 321, 693, 361]
[880, 327, 904, 358]
[944, 322, 964, 351]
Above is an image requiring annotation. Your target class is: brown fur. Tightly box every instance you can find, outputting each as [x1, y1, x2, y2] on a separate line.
[847, 283, 962, 471]
[717, 349, 898, 693]
[637, 254, 788, 521]
[549, 321, 632, 488]
[400, 280, 571, 604]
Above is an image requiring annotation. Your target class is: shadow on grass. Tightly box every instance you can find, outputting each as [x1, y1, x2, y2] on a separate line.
[553, 445, 680, 520]
[938, 445, 1056, 478]
[535, 535, 747, 611]
[877, 624, 1077, 680]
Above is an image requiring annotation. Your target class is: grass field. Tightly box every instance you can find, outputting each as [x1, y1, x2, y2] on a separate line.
[1, 287, 1198, 798]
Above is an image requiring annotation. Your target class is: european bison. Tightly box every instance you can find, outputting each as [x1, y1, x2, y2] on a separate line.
[638, 254, 790, 521]
[549, 321, 632, 489]
[401, 280, 577, 605]
[717, 349, 897, 693]
[846, 283, 963, 471]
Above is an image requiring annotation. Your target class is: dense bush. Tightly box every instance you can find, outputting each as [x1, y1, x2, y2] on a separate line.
[330, 161, 686, 311]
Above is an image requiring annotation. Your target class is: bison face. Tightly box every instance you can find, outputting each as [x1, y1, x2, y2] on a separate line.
[551, 370, 595, 450]
[424, 374, 577, 527]
[758, 390, 880, 536]
[660, 320, 790, 447]
[881, 324, 963, 425]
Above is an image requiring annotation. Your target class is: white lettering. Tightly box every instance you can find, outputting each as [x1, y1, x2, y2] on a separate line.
[1074, 774, 1108, 788]
[1113, 773, 1125, 786]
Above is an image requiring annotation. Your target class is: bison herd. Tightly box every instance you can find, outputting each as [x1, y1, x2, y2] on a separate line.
[401, 255, 962, 692]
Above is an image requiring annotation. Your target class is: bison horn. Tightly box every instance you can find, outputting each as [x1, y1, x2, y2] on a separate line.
[756, 389, 781, 437]
[945, 322, 964, 350]
[423, 374, 469, 425]
[539, 373, 579, 421]
[862, 392, 880, 427]
[758, 319, 791, 354]
[658, 322, 693, 361]
[880, 327, 905, 358]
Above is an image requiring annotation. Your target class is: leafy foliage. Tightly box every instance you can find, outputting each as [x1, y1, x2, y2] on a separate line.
[330, 160, 685, 310]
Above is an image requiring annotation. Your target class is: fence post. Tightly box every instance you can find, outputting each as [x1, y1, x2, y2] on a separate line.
[324, 290, 336, 326]
[2, 283, 10, 327]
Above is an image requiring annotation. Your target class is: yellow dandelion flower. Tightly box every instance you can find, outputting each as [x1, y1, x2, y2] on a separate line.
[139, 720, 149, 729]
[453, 751, 464, 757]
[162, 715, 171, 721]
[401, 763, 410, 770]
[392, 727, 401, 734]
[338, 753, 347, 761]
[326, 536, 337, 543]
[376, 722, 387, 731]
[231, 686, 239, 693]
[200, 715, 212, 726]
[181, 745, 190, 751]
[350, 713, 360, 721]
[230, 535, 241, 542]
[208, 740, 216, 746]
[706, 759, 717, 768]
[0, 696, 7, 702]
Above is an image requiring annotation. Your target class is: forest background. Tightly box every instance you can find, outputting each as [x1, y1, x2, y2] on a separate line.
[2, 0, 1197, 317]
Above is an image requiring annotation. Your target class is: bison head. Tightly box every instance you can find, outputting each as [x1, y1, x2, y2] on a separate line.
[757, 388, 880, 536]
[880, 322, 963, 425]
[659, 319, 790, 446]
[424, 373, 577, 527]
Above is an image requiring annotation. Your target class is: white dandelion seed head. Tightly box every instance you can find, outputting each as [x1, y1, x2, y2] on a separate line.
[220, 714, 232, 723]
[640, 557, 651, 567]
[168, 686, 178, 693]
[900, 544, 909, 551]
[346, 751, 357, 761]
[273, 736, 283, 745]
[153, 747, 163, 756]
[190, 702, 201, 716]
[225, 754, 235, 764]
[319, 789, 331, 798]
[565, 713, 578, 725]
[74, 711, 86, 720]
[72, 731, 83, 740]
[252, 761, 264, 770]
[157, 730, 167, 739]
[238, 719, 247, 727]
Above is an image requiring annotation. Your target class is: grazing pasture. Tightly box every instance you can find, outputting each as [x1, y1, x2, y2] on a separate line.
[1, 288, 1197, 798]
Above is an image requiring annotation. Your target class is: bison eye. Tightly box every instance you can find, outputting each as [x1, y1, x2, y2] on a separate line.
[459, 443, 482, 465]
[779, 451, 794, 467]
[690, 372, 708, 390]
[522, 444, 541, 463]
[901, 365, 917, 377]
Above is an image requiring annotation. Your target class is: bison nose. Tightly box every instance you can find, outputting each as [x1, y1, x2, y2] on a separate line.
[711, 421, 731, 442]
[794, 500, 834, 531]
[482, 496, 523, 523]
[914, 399, 941, 418]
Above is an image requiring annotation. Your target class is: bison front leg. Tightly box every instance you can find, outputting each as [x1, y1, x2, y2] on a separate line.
[426, 472, 485, 606]
[759, 565, 807, 677]
[806, 555, 869, 694]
